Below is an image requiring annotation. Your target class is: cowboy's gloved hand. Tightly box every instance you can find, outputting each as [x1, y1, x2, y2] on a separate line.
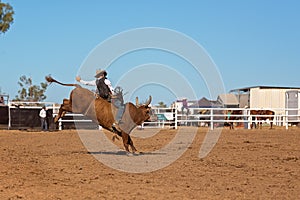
[75, 76, 81, 82]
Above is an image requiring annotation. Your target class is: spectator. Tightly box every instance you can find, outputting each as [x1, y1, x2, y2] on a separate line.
[39, 106, 48, 131]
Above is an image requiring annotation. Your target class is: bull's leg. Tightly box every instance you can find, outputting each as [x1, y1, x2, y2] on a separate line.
[54, 99, 72, 123]
[54, 105, 64, 123]
[127, 135, 138, 154]
[121, 133, 130, 153]
[61, 111, 67, 118]
[121, 133, 138, 154]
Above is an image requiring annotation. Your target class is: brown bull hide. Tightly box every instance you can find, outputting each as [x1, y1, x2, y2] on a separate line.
[119, 102, 151, 134]
[46, 76, 152, 153]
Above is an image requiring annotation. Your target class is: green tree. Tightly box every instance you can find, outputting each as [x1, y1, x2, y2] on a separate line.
[157, 101, 167, 108]
[14, 75, 48, 102]
[0, 1, 14, 34]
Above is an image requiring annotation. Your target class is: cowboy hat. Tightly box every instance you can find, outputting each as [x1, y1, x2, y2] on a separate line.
[94, 69, 107, 78]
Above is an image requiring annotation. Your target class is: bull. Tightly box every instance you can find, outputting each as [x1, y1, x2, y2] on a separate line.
[45, 76, 152, 154]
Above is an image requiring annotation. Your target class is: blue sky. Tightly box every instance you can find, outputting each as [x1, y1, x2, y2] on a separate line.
[1, 0, 300, 105]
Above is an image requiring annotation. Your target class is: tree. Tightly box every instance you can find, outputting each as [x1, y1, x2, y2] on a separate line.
[0, 1, 14, 34]
[14, 75, 48, 102]
[157, 101, 167, 108]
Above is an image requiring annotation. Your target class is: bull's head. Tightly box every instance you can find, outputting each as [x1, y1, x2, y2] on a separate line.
[134, 96, 152, 123]
[119, 96, 152, 133]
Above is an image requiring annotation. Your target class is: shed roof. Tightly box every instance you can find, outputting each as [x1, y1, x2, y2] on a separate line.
[217, 94, 239, 105]
[230, 86, 300, 93]
[189, 97, 222, 108]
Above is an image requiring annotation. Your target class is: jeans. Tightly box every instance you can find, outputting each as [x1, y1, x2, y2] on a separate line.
[41, 117, 48, 130]
[113, 99, 124, 122]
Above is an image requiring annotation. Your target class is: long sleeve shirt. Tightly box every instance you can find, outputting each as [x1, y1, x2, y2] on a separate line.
[79, 79, 114, 94]
[39, 109, 47, 118]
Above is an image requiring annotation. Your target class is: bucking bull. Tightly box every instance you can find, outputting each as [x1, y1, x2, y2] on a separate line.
[45, 76, 152, 154]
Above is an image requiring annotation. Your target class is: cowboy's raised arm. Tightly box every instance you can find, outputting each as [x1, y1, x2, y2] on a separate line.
[76, 76, 96, 86]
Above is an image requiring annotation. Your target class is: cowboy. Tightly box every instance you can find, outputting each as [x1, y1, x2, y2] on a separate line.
[76, 69, 124, 130]
[76, 69, 113, 100]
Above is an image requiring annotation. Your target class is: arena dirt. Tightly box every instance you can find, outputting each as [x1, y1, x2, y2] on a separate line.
[0, 127, 299, 199]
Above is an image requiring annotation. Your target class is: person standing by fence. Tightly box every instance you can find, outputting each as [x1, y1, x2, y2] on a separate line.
[39, 106, 48, 131]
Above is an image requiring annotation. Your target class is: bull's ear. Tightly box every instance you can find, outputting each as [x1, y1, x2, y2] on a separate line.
[135, 97, 139, 106]
[145, 96, 152, 107]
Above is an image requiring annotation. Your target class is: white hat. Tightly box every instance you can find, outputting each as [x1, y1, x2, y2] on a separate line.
[94, 69, 107, 78]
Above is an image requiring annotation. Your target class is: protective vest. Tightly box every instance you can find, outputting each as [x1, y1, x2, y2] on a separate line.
[96, 77, 111, 100]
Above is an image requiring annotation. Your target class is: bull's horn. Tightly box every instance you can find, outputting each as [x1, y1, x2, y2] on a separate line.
[145, 96, 152, 106]
[135, 97, 139, 106]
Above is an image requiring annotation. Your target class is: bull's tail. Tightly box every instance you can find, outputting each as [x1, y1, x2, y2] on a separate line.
[45, 75, 81, 88]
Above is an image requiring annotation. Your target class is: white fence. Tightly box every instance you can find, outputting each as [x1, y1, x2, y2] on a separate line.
[55, 107, 300, 130]
[6, 101, 300, 130]
[144, 107, 300, 130]
[7, 101, 57, 129]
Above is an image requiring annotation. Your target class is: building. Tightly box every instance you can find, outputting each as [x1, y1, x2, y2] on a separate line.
[230, 86, 300, 114]
[189, 97, 222, 108]
[172, 97, 222, 111]
[217, 94, 239, 108]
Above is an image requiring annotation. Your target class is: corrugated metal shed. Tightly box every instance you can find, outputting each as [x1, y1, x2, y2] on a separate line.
[250, 88, 286, 110]
[230, 86, 300, 114]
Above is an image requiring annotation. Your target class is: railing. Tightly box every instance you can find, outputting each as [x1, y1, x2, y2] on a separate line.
[55, 113, 95, 130]
[6, 102, 300, 130]
[146, 107, 300, 130]
[7, 101, 57, 129]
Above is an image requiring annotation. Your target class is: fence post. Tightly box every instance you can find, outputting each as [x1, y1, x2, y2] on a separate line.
[210, 109, 214, 130]
[247, 109, 251, 129]
[174, 108, 178, 129]
[285, 110, 289, 130]
[59, 119, 62, 130]
[8, 102, 11, 130]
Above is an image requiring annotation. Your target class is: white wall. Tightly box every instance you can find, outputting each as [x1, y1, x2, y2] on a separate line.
[250, 88, 291, 114]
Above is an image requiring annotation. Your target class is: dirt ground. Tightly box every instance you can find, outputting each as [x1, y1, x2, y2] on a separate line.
[0, 126, 299, 200]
